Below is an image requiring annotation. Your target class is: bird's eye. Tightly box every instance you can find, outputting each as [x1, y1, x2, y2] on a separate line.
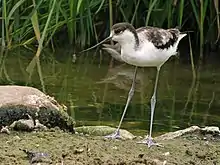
[115, 29, 123, 34]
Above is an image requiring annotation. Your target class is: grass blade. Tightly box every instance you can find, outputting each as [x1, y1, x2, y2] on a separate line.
[131, 0, 141, 24]
[26, 0, 57, 74]
[3, 0, 9, 46]
[95, 0, 105, 14]
[190, 0, 200, 29]
[77, 0, 83, 14]
[145, 0, 159, 26]
[213, 0, 220, 42]
[31, 0, 40, 42]
[7, 0, 26, 25]
[178, 0, 184, 26]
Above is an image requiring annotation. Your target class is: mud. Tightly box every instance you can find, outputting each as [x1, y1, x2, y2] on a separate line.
[0, 128, 219, 165]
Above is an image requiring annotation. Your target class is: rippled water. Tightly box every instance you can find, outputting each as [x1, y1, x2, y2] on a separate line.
[1, 47, 220, 136]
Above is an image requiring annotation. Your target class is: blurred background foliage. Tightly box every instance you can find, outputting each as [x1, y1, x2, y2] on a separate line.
[0, 0, 219, 57]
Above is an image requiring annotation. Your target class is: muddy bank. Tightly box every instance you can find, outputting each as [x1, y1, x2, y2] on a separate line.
[0, 127, 219, 165]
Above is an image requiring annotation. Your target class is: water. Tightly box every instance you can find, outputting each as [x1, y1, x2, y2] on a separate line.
[1, 47, 220, 136]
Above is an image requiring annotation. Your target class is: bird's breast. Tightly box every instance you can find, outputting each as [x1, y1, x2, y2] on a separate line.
[121, 43, 176, 67]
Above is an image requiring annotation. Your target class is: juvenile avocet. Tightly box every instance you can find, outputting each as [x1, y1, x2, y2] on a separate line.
[81, 22, 187, 147]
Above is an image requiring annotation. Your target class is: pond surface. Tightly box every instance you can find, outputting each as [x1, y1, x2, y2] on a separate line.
[1, 47, 220, 136]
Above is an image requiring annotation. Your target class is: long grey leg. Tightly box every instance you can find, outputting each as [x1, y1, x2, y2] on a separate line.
[105, 66, 138, 139]
[137, 66, 162, 147]
[149, 66, 160, 138]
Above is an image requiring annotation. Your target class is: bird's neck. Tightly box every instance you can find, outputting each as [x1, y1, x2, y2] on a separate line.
[120, 40, 139, 57]
[119, 31, 140, 51]
[132, 31, 140, 47]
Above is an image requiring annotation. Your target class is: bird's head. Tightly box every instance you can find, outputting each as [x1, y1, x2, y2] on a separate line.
[77, 22, 138, 54]
[109, 23, 138, 45]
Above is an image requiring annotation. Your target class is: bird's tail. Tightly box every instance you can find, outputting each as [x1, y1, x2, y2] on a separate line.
[179, 33, 187, 41]
[179, 30, 194, 40]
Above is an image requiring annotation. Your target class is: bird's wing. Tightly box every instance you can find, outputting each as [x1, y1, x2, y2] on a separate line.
[102, 43, 121, 52]
[136, 27, 181, 49]
[102, 43, 124, 62]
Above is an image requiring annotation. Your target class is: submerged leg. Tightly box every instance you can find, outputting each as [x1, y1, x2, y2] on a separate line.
[137, 67, 162, 147]
[105, 66, 138, 139]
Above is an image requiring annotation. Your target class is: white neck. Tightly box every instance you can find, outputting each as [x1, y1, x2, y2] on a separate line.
[120, 39, 138, 58]
[113, 30, 139, 50]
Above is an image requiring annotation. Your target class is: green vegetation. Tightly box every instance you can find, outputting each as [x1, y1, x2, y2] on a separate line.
[1, 0, 219, 50]
[1, 0, 219, 98]
[1, 0, 218, 86]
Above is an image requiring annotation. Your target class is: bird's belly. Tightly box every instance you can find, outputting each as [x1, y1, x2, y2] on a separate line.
[121, 50, 172, 67]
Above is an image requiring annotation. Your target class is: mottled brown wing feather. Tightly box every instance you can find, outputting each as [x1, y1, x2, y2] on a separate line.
[137, 27, 180, 49]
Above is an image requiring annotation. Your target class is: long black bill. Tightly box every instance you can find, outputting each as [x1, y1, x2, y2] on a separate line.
[78, 36, 112, 54]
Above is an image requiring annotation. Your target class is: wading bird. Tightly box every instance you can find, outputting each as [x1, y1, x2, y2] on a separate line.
[81, 22, 187, 147]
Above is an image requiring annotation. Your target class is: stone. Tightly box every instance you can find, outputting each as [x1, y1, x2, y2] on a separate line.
[75, 126, 135, 140]
[201, 126, 220, 134]
[155, 126, 200, 140]
[0, 85, 75, 132]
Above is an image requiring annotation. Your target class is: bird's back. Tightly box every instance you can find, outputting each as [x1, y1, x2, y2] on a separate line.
[137, 27, 186, 51]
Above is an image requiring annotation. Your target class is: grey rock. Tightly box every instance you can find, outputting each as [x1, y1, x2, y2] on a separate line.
[201, 126, 220, 134]
[155, 126, 200, 140]
[75, 126, 135, 140]
[0, 85, 75, 132]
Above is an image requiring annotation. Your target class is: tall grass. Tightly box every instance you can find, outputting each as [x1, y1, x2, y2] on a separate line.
[0, 0, 219, 58]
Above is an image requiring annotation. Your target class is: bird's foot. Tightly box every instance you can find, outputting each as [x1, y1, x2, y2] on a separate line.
[104, 130, 122, 139]
[137, 135, 163, 148]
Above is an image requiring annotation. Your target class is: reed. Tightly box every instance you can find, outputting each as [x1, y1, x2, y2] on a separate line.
[0, 0, 219, 59]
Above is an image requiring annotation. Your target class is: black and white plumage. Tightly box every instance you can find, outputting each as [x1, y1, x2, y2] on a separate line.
[104, 22, 187, 148]
[103, 27, 184, 63]
[110, 22, 186, 67]
[136, 27, 181, 49]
